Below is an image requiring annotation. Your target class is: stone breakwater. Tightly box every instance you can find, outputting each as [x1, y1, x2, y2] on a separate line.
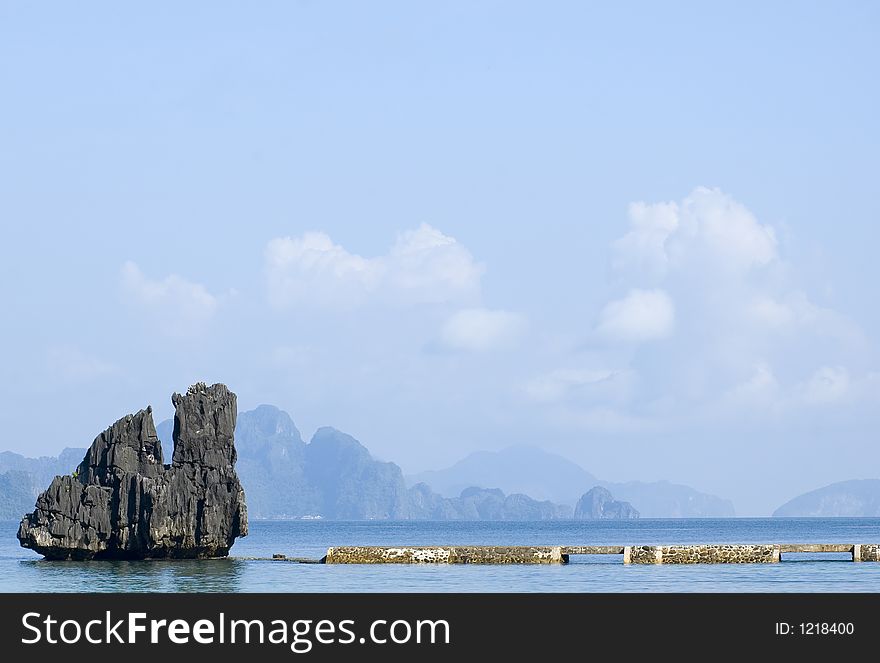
[854, 544, 880, 562]
[319, 543, 880, 565]
[325, 546, 567, 564]
[624, 544, 779, 564]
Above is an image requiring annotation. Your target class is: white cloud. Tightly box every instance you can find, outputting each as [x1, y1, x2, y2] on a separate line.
[578, 186, 874, 426]
[747, 291, 864, 344]
[672, 186, 777, 270]
[266, 223, 484, 309]
[799, 366, 851, 405]
[596, 289, 675, 342]
[613, 187, 777, 280]
[523, 368, 634, 404]
[748, 295, 796, 329]
[265, 232, 380, 309]
[439, 308, 527, 352]
[719, 363, 781, 412]
[46, 345, 118, 383]
[613, 200, 679, 279]
[120, 261, 219, 335]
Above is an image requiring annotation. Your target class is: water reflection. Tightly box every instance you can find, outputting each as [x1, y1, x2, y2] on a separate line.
[5, 519, 880, 593]
[17, 558, 246, 592]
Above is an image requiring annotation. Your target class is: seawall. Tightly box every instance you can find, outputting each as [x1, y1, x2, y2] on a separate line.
[324, 546, 567, 564]
[624, 544, 779, 564]
[319, 543, 880, 565]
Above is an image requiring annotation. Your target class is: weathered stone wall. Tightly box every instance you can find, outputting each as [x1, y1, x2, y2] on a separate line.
[324, 546, 567, 564]
[323, 542, 880, 565]
[625, 544, 780, 564]
[625, 546, 662, 564]
[856, 544, 880, 562]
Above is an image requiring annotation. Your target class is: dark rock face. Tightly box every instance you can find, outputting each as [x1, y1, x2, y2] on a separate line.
[17, 383, 248, 560]
[574, 486, 639, 519]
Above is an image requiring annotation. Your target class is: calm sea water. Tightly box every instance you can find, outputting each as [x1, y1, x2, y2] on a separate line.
[3, 518, 880, 592]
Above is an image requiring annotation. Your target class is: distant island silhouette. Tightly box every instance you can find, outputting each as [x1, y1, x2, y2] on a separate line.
[3, 402, 879, 522]
[1, 402, 746, 521]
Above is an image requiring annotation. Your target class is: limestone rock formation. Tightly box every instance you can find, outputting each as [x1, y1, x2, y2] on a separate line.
[773, 479, 880, 517]
[574, 486, 639, 519]
[17, 383, 248, 560]
[408, 446, 736, 517]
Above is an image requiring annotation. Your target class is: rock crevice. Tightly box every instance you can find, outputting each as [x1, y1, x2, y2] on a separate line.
[18, 383, 248, 560]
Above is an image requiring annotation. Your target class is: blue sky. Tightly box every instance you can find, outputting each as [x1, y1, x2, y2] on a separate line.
[1, 2, 879, 514]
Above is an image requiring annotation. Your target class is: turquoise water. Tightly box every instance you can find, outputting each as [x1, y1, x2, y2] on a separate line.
[3, 519, 880, 592]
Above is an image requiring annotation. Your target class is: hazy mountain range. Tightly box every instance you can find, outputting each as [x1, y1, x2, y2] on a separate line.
[157, 405, 588, 520]
[0, 448, 87, 520]
[409, 446, 735, 518]
[772, 480, 880, 517]
[0, 401, 811, 521]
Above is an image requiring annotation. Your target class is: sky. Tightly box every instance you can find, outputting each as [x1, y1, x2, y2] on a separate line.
[1, 1, 879, 515]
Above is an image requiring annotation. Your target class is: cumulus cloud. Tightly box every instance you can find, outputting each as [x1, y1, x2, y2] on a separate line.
[613, 187, 778, 281]
[120, 261, 219, 335]
[608, 186, 866, 351]
[612, 200, 679, 279]
[745, 291, 864, 344]
[565, 186, 873, 430]
[439, 308, 527, 352]
[596, 289, 675, 342]
[266, 224, 484, 309]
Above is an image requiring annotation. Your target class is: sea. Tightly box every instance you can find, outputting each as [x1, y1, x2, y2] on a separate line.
[3, 518, 880, 592]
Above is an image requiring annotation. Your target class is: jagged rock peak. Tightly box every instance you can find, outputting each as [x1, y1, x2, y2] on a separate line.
[77, 406, 164, 485]
[171, 382, 238, 467]
[17, 382, 248, 560]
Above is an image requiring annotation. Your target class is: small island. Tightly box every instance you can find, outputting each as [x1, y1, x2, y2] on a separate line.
[17, 383, 248, 560]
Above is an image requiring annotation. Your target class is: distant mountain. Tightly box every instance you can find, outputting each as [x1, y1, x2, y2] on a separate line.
[409, 485, 571, 520]
[0, 448, 85, 521]
[0, 471, 37, 520]
[3, 405, 734, 521]
[159, 407, 583, 520]
[773, 480, 880, 517]
[603, 480, 735, 518]
[409, 446, 735, 517]
[158, 406, 409, 519]
[408, 446, 598, 504]
[574, 487, 638, 519]
[160, 405, 322, 519]
[0, 448, 86, 488]
[306, 427, 410, 519]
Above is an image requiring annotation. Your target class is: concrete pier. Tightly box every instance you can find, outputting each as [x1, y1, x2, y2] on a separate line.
[316, 543, 880, 565]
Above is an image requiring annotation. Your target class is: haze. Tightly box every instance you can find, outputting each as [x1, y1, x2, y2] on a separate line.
[1, 2, 878, 515]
